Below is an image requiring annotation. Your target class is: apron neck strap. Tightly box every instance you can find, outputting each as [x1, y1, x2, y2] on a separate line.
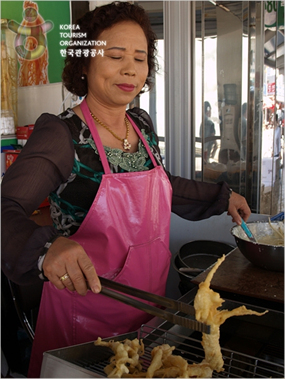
[80, 98, 111, 174]
[126, 113, 158, 168]
[80, 98, 158, 173]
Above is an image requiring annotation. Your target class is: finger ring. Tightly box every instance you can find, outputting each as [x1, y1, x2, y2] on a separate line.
[59, 273, 70, 282]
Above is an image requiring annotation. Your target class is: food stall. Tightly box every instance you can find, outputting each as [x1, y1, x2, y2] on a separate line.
[1, 0, 284, 378]
[20, 211, 284, 378]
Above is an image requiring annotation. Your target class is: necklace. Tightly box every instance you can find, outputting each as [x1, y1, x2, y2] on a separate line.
[90, 111, 131, 150]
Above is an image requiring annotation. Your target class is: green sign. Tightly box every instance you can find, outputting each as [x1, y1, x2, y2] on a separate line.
[1, 1, 70, 84]
[264, 1, 284, 28]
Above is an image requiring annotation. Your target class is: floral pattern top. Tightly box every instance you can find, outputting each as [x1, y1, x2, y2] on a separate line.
[49, 108, 163, 236]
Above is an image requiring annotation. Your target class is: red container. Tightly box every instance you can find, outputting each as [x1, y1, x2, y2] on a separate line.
[5, 150, 21, 169]
[16, 124, 34, 141]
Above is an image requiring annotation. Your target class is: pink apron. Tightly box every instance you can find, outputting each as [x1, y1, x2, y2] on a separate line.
[28, 99, 172, 377]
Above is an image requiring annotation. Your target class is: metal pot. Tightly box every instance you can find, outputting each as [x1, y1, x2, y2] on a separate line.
[171, 252, 198, 294]
[178, 240, 234, 270]
[231, 221, 284, 272]
[171, 240, 234, 293]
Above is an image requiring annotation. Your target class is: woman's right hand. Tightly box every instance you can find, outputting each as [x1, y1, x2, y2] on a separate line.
[42, 237, 101, 296]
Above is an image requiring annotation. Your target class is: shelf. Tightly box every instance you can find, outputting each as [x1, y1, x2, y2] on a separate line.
[1, 134, 16, 139]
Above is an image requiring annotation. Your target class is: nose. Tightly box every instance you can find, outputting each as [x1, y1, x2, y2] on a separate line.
[121, 56, 136, 76]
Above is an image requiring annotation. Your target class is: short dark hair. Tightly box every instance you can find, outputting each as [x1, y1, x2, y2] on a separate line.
[204, 101, 211, 113]
[62, 1, 158, 97]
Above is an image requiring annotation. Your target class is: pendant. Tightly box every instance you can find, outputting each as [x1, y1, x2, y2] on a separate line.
[123, 139, 131, 150]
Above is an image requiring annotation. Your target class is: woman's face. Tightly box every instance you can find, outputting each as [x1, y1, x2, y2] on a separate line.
[86, 21, 149, 108]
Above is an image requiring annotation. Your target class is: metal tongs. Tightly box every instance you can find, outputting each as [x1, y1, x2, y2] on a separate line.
[98, 276, 210, 334]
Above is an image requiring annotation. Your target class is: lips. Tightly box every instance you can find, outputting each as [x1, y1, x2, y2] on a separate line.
[116, 83, 136, 92]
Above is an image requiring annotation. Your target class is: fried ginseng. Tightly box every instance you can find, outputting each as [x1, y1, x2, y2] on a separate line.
[194, 254, 268, 373]
[95, 254, 268, 378]
[94, 337, 144, 378]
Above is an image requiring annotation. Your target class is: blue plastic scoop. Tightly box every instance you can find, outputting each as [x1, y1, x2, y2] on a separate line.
[241, 219, 257, 243]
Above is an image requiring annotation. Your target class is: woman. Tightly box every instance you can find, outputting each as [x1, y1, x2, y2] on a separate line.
[200, 101, 218, 162]
[1, 2, 250, 377]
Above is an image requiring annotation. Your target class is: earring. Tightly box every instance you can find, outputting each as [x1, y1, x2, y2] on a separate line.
[81, 74, 86, 80]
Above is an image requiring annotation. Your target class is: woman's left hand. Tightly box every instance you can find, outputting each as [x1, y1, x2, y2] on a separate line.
[227, 191, 251, 225]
